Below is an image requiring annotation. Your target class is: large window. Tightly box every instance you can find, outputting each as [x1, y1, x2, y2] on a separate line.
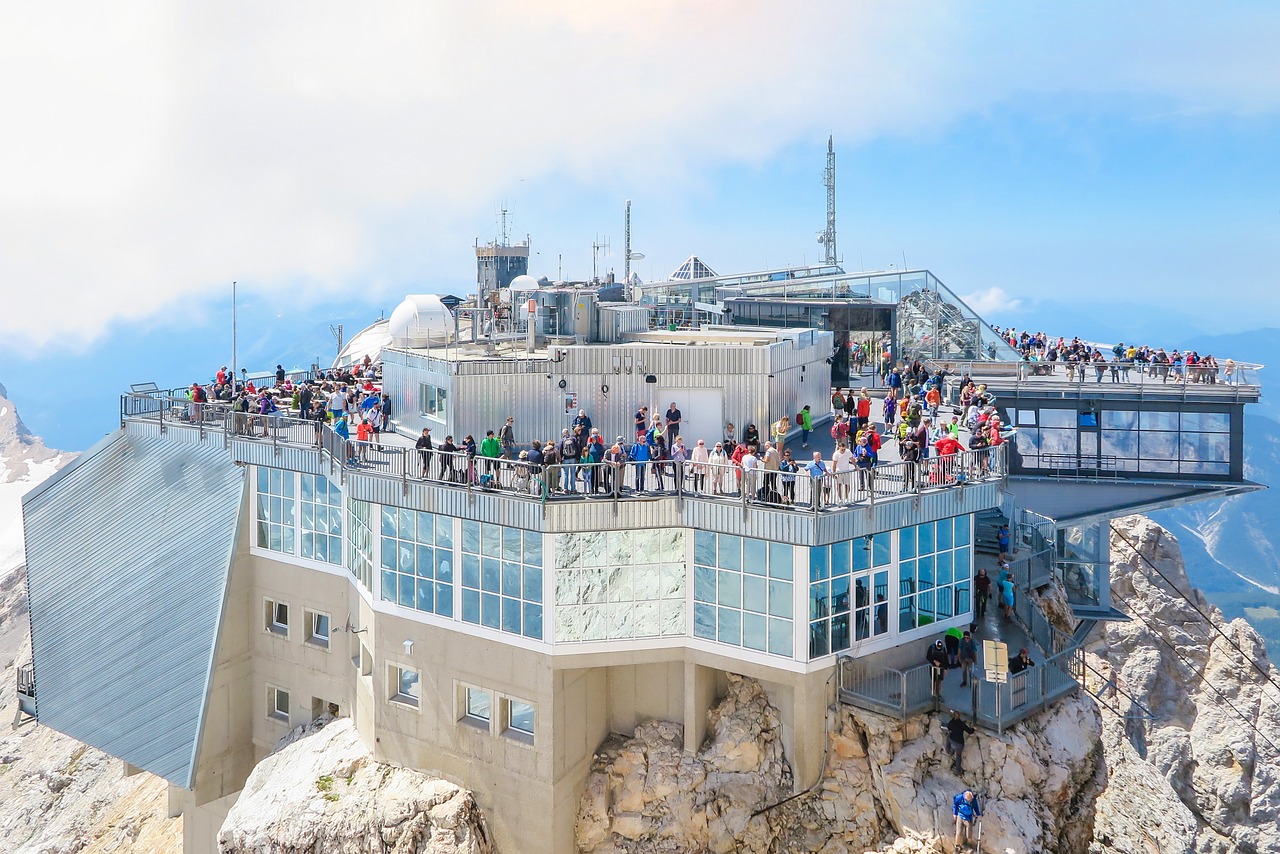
[255, 467, 296, 554]
[346, 500, 375, 592]
[808, 535, 891, 659]
[419, 382, 448, 420]
[693, 533, 794, 658]
[460, 522, 543, 640]
[300, 474, 343, 564]
[898, 517, 972, 632]
[380, 507, 454, 618]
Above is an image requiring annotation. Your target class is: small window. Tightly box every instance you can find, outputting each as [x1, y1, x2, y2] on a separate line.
[305, 611, 331, 648]
[265, 599, 289, 637]
[390, 665, 421, 708]
[465, 687, 490, 723]
[268, 686, 290, 722]
[505, 698, 535, 742]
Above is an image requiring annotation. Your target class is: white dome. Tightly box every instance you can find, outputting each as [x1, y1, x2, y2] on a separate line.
[388, 295, 453, 348]
[509, 274, 540, 292]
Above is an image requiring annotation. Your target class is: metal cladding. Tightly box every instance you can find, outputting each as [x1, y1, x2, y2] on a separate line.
[22, 430, 245, 788]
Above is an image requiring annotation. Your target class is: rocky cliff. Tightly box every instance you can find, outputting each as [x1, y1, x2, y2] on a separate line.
[1087, 515, 1280, 854]
[575, 515, 1280, 854]
[218, 716, 494, 854]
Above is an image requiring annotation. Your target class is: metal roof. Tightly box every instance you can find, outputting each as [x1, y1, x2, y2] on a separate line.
[23, 430, 244, 788]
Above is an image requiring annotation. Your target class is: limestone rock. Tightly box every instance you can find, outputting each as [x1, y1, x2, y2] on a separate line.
[1087, 515, 1280, 854]
[218, 716, 493, 854]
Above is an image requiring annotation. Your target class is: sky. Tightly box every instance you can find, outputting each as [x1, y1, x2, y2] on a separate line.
[2, 1, 1279, 451]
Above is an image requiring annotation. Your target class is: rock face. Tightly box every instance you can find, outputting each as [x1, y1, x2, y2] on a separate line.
[1087, 515, 1280, 854]
[576, 672, 1104, 854]
[218, 716, 494, 854]
[576, 674, 792, 853]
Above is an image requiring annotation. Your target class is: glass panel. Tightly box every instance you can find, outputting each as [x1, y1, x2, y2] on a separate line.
[467, 689, 490, 720]
[769, 543, 793, 580]
[1139, 411, 1179, 431]
[694, 603, 716, 639]
[937, 519, 954, 551]
[830, 574, 851, 615]
[718, 535, 742, 571]
[417, 545, 433, 578]
[1102, 430, 1139, 460]
[415, 580, 434, 613]
[809, 620, 829, 659]
[437, 555, 453, 583]
[436, 582, 453, 617]
[481, 524, 501, 557]
[810, 581, 830, 620]
[462, 588, 479, 622]
[509, 701, 534, 734]
[502, 562, 521, 597]
[398, 507, 415, 539]
[481, 592, 501, 629]
[937, 551, 953, 586]
[1040, 408, 1075, 428]
[461, 520, 480, 554]
[898, 596, 916, 632]
[522, 530, 540, 565]
[1181, 432, 1229, 462]
[695, 531, 717, 567]
[830, 540, 850, 577]
[918, 523, 934, 555]
[873, 535, 891, 567]
[522, 603, 542, 639]
[743, 575, 768, 614]
[502, 597, 521, 634]
[416, 511, 434, 544]
[917, 589, 935, 624]
[899, 527, 916, 560]
[1040, 428, 1077, 455]
[769, 618, 793, 657]
[1183, 411, 1229, 433]
[955, 516, 971, 547]
[743, 538, 768, 575]
[717, 571, 742, 608]
[918, 555, 935, 590]
[831, 613, 850, 652]
[1101, 410, 1137, 430]
[935, 587, 953, 618]
[769, 580, 793, 618]
[954, 582, 971, 615]
[809, 546, 829, 582]
[482, 559, 500, 593]
[436, 516, 454, 550]
[694, 565, 716, 603]
[503, 527, 523, 561]
[398, 574, 415, 608]
[523, 566, 542, 603]
[462, 554, 480, 589]
[381, 569, 396, 601]
[899, 560, 916, 595]
[743, 612, 768, 651]
[717, 608, 742, 646]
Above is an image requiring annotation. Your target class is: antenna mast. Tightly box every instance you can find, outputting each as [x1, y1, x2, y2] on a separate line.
[819, 136, 837, 265]
[624, 200, 632, 283]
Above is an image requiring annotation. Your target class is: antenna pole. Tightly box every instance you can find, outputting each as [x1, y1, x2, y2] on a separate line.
[231, 281, 237, 391]
[823, 136, 837, 265]
[624, 199, 632, 284]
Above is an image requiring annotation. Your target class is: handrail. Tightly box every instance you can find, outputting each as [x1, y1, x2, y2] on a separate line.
[119, 392, 1009, 514]
[927, 357, 1262, 399]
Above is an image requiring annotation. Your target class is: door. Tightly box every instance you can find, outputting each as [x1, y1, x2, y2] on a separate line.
[658, 389, 723, 444]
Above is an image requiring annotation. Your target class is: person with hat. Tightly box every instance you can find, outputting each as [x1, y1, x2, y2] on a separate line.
[1009, 648, 1036, 674]
[927, 638, 949, 698]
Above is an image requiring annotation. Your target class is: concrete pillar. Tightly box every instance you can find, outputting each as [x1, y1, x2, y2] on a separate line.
[683, 662, 717, 753]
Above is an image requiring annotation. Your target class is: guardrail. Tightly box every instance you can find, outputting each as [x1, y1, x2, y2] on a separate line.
[836, 655, 936, 719]
[972, 646, 1082, 733]
[930, 357, 1262, 400]
[120, 391, 1009, 515]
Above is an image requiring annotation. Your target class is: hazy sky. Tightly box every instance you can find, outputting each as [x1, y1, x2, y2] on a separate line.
[2, 2, 1279, 448]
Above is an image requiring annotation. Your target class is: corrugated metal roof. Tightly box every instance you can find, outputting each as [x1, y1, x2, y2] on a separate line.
[22, 430, 244, 788]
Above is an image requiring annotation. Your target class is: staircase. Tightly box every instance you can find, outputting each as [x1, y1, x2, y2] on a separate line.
[974, 508, 1008, 556]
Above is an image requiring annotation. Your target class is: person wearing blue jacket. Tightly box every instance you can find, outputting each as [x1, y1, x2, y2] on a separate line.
[629, 436, 651, 492]
[953, 788, 981, 851]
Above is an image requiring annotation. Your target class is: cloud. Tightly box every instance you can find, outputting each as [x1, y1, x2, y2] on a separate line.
[961, 287, 1022, 318]
[0, 1, 1277, 349]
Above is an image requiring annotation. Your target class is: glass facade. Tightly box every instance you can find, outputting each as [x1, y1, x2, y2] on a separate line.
[300, 474, 343, 564]
[1013, 405, 1232, 477]
[693, 532, 794, 658]
[898, 517, 973, 632]
[808, 534, 892, 658]
[346, 500, 374, 592]
[255, 467, 296, 554]
[461, 522, 543, 640]
[380, 507, 454, 618]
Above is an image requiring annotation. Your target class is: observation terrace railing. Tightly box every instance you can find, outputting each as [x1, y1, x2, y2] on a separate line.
[932, 357, 1263, 403]
[119, 391, 1008, 517]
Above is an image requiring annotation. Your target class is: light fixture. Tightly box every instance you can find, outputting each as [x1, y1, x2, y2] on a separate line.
[403, 639, 414, 655]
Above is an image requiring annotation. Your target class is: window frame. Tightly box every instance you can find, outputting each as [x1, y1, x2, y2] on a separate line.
[389, 663, 422, 709]
[304, 609, 331, 649]
[267, 685, 290, 722]
[264, 598, 289, 638]
[503, 696, 536, 745]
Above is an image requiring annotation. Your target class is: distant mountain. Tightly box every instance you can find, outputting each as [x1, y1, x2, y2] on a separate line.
[1154, 412, 1280, 649]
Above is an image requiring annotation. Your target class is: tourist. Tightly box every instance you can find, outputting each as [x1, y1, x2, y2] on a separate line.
[708, 441, 729, 495]
[664, 402, 682, 440]
[830, 388, 846, 416]
[722, 422, 738, 454]
[499, 417, 516, 459]
[415, 428, 433, 478]
[1009, 647, 1036, 674]
[689, 439, 709, 493]
[856, 389, 872, 431]
[974, 568, 991, 622]
[439, 435, 459, 483]
[853, 432, 877, 495]
[927, 639, 949, 697]
[832, 441, 855, 501]
[480, 430, 502, 479]
[771, 415, 790, 455]
[944, 712, 976, 775]
[958, 632, 977, 687]
[742, 423, 760, 453]
[798, 405, 813, 448]
[805, 451, 830, 508]
[628, 434, 650, 492]
[558, 428, 580, 494]
[779, 450, 797, 504]
[953, 789, 981, 850]
[761, 441, 779, 501]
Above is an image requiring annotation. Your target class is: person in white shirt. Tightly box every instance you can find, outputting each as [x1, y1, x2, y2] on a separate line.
[831, 441, 855, 501]
[741, 447, 760, 497]
[689, 439, 710, 493]
[707, 442, 729, 495]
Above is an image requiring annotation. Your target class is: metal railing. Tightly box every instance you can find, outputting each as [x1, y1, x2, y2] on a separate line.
[119, 391, 1009, 515]
[932, 357, 1263, 400]
[836, 655, 936, 719]
[972, 646, 1082, 734]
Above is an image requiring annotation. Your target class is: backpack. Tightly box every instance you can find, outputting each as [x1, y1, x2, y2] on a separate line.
[795, 411, 803, 424]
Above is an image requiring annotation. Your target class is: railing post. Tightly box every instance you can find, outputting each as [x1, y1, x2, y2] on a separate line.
[899, 669, 907, 718]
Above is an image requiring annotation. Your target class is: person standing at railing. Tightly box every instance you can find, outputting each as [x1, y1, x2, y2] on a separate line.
[415, 428, 433, 479]
[689, 439, 709, 493]
[708, 442, 729, 495]
[327, 386, 347, 422]
[439, 435, 459, 483]
[935, 432, 962, 485]
[958, 631, 977, 687]
[900, 428, 920, 490]
[335, 413, 354, 465]
[355, 417, 373, 463]
[832, 441, 854, 501]
[1008, 647, 1036, 674]
[760, 441, 780, 501]
[627, 434, 649, 492]
[779, 450, 797, 505]
[306, 399, 327, 448]
[854, 434, 877, 494]
[480, 431, 501, 479]
[558, 428, 581, 494]
[805, 451, 830, 508]
[1225, 358, 1236, 385]
[740, 444, 760, 499]
[585, 429, 605, 493]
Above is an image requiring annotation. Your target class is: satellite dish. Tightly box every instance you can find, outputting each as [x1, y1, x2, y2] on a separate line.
[627, 252, 645, 261]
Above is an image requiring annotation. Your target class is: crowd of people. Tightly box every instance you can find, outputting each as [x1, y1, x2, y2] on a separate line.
[990, 326, 1240, 384]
